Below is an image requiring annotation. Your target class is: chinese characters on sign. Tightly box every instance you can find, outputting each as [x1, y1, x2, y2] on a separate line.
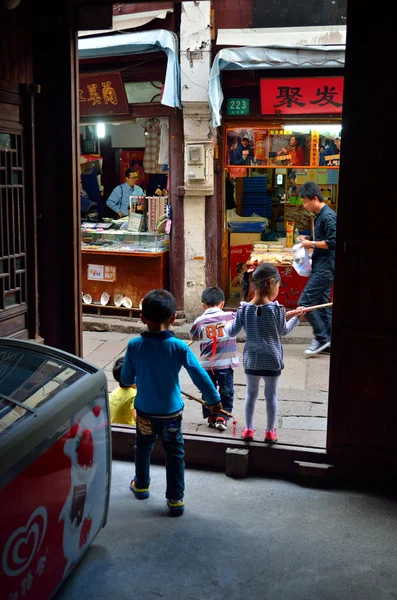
[104, 266, 116, 282]
[311, 130, 320, 167]
[274, 87, 305, 109]
[253, 129, 266, 161]
[260, 77, 344, 115]
[79, 72, 129, 117]
[87, 265, 117, 282]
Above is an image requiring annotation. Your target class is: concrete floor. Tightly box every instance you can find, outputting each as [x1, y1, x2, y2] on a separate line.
[84, 331, 330, 447]
[56, 461, 397, 600]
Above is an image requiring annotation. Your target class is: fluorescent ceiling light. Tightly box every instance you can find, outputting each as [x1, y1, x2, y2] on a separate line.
[284, 124, 342, 135]
[97, 123, 105, 138]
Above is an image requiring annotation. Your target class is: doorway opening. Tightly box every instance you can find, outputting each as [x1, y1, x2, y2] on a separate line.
[220, 122, 341, 448]
[79, 117, 170, 320]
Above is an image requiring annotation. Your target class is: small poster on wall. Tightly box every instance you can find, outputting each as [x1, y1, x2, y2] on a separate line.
[226, 128, 267, 167]
[268, 130, 310, 167]
[87, 265, 117, 282]
[225, 127, 312, 168]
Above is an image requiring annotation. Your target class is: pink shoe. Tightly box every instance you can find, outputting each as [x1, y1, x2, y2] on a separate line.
[264, 429, 278, 444]
[241, 428, 255, 441]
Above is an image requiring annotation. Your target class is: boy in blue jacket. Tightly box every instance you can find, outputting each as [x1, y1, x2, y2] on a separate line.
[121, 289, 222, 516]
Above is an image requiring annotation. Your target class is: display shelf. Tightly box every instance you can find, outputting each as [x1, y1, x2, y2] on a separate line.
[82, 303, 140, 318]
[81, 250, 168, 257]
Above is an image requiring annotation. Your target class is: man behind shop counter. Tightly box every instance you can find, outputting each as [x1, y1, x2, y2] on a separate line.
[106, 168, 144, 218]
[297, 181, 337, 357]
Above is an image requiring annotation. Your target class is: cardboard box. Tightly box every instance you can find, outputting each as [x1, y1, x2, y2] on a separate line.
[230, 233, 262, 247]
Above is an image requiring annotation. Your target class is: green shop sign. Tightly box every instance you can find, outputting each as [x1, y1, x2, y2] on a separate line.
[227, 98, 250, 116]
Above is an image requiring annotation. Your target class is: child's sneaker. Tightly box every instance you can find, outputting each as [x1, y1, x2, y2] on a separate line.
[130, 480, 150, 499]
[215, 417, 227, 431]
[167, 498, 185, 516]
[241, 428, 255, 441]
[207, 416, 217, 428]
[264, 429, 278, 444]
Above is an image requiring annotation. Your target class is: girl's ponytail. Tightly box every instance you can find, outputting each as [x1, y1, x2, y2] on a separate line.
[241, 270, 251, 301]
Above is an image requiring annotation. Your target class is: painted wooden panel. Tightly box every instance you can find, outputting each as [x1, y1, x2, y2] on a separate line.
[0, 2, 33, 84]
[213, 0, 252, 30]
[81, 251, 169, 307]
[252, 0, 347, 27]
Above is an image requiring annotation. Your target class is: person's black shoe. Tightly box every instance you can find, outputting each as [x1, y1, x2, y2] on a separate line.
[320, 346, 331, 354]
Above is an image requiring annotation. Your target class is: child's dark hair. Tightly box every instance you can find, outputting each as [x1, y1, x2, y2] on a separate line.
[113, 357, 127, 388]
[241, 262, 281, 301]
[201, 287, 225, 307]
[141, 289, 176, 323]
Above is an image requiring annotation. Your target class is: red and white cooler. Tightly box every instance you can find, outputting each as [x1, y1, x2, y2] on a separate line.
[0, 338, 111, 600]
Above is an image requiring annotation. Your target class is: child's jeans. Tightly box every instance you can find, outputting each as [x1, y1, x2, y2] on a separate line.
[202, 368, 234, 419]
[134, 413, 185, 500]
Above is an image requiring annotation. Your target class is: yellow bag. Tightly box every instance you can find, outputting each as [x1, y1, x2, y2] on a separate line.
[109, 386, 136, 425]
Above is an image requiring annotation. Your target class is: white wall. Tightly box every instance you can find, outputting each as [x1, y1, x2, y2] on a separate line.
[108, 123, 146, 148]
[181, 1, 213, 319]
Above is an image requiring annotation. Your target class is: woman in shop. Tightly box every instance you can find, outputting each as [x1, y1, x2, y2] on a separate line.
[288, 135, 305, 166]
[106, 168, 145, 218]
[277, 135, 305, 167]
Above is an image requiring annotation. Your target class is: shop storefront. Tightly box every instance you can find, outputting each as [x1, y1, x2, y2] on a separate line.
[217, 72, 343, 305]
[78, 30, 184, 315]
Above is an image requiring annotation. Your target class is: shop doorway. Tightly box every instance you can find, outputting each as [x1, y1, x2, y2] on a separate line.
[220, 123, 341, 448]
[79, 117, 171, 320]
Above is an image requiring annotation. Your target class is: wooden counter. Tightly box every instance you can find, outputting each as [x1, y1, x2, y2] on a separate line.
[81, 249, 169, 308]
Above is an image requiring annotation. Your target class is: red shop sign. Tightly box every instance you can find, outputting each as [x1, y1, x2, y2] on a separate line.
[79, 72, 129, 117]
[260, 77, 344, 115]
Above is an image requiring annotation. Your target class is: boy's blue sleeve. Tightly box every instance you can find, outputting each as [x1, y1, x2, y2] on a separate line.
[120, 342, 136, 386]
[182, 346, 220, 405]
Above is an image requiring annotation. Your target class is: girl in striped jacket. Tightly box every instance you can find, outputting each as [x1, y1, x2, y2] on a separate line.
[224, 262, 306, 443]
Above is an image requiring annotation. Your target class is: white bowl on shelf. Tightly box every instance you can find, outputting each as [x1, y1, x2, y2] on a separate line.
[121, 297, 132, 309]
[114, 293, 124, 307]
[100, 292, 110, 306]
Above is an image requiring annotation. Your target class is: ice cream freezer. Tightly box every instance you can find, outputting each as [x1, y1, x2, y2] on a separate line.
[0, 338, 112, 600]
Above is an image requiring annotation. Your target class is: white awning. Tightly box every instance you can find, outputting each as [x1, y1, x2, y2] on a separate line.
[216, 26, 346, 48]
[78, 30, 180, 109]
[78, 8, 174, 38]
[209, 45, 345, 127]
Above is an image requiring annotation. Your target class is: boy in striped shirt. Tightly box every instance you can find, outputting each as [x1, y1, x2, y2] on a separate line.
[189, 287, 239, 431]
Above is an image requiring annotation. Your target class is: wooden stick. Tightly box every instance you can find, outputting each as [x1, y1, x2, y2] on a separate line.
[187, 340, 194, 346]
[181, 390, 234, 419]
[286, 302, 333, 317]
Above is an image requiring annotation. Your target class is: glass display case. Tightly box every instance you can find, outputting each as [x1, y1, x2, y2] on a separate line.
[81, 230, 169, 253]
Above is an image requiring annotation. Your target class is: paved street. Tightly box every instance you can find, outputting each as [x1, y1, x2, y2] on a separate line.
[84, 330, 330, 448]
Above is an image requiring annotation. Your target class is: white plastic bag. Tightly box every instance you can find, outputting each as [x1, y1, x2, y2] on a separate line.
[292, 243, 312, 277]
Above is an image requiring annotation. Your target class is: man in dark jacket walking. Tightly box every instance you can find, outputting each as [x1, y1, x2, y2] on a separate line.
[298, 181, 337, 356]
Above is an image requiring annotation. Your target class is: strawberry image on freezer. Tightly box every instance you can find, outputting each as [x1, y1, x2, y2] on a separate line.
[76, 429, 94, 469]
[79, 517, 92, 548]
[59, 400, 108, 578]
[92, 406, 102, 418]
